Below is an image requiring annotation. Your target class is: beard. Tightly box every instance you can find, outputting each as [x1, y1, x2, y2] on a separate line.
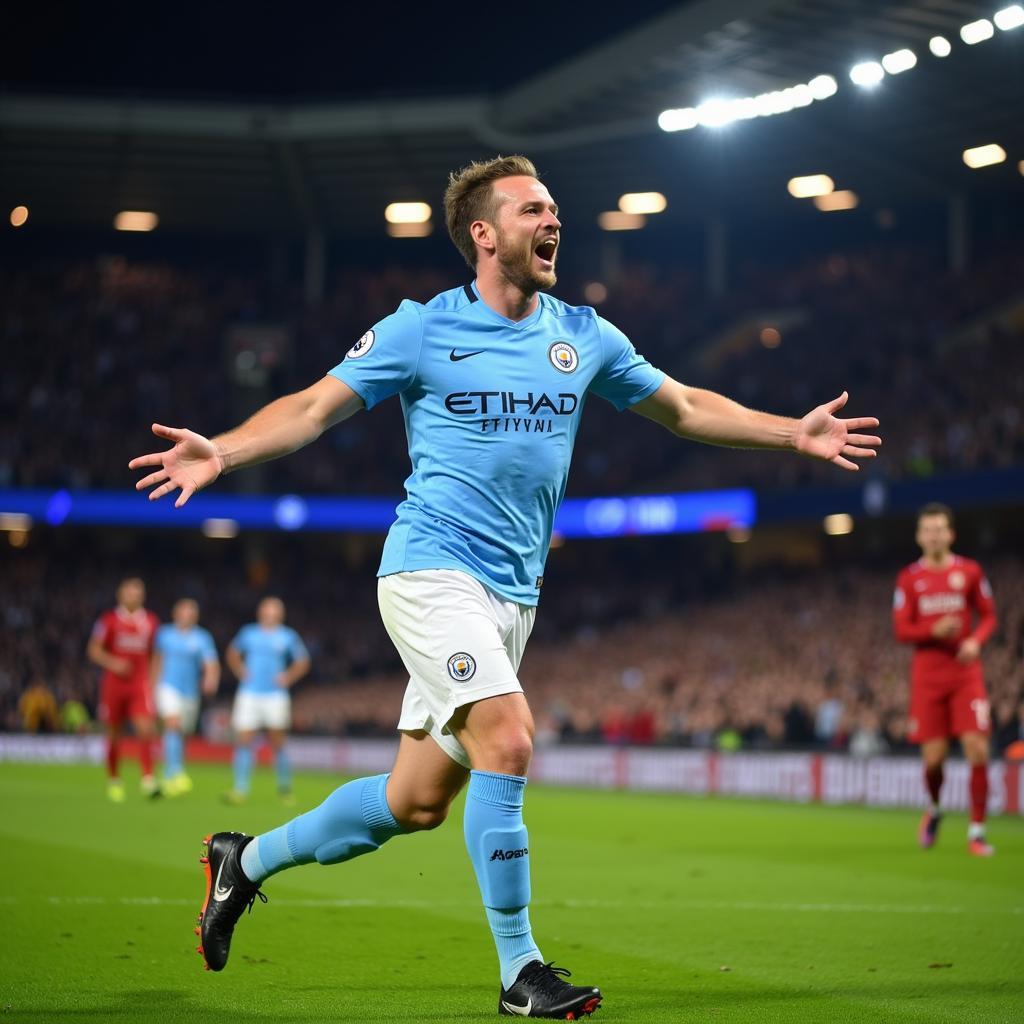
[495, 229, 557, 294]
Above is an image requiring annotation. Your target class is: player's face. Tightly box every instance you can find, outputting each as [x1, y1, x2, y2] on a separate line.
[491, 176, 561, 293]
[916, 514, 954, 558]
[258, 598, 285, 627]
[173, 600, 199, 627]
[118, 579, 145, 611]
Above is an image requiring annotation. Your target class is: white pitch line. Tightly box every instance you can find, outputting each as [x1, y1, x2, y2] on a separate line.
[4, 895, 1020, 915]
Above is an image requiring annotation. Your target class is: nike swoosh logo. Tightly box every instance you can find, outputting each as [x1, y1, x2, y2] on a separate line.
[212, 860, 233, 902]
[500, 998, 532, 1016]
[449, 349, 484, 362]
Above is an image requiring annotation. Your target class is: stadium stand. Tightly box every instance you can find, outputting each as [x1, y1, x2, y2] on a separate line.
[3, 242, 1023, 497]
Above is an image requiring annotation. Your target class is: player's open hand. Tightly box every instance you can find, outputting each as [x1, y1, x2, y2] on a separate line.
[793, 392, 881, 471]
[129, 424, 224, 507]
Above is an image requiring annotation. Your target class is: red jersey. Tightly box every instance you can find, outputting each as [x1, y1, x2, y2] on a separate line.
[91, 607, 159, 688]
[892, 555, 995, 682]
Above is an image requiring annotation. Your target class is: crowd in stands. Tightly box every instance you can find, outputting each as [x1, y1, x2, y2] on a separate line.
[3, 237, 1023, 756]
[3, 537, 1021, 757]
[3, 241, 1024, 499]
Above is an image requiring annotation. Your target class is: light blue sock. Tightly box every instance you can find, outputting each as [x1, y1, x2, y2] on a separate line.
[240, 773, 404, 883]
[274, 746, 292, 792]
[163, 730, 184, 777]
[233, 743, 253, 794]
[464, 770, 542, 989]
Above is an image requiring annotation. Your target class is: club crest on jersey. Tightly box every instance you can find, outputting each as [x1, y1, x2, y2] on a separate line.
[548, 341, 579, 373]
[948, 569, 966, 590]
[346, 330, 375, 360]
[447, 652, 476, 681]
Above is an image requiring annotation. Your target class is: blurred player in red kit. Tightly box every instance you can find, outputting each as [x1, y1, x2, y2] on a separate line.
[893, 503, 996, 856]
[86, 577, 162, 801]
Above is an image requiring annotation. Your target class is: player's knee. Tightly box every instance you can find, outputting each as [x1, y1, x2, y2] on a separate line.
[394, 792, 453, 831]
[405, 805, 450, 831]
[488, 726, 534, 776]
[962, 736, 988, 763]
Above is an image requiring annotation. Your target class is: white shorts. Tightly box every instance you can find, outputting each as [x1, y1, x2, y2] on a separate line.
[156, 684, 200, 733]
[231, 691, 291, 733]
[378, 568, 536, 768]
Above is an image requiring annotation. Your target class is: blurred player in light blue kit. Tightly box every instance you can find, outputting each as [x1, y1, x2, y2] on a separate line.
[153, 598, 220, 795]
[224, 597, 310, 804]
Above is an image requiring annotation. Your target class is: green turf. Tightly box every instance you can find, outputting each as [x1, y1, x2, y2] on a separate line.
[1, 762, 1021, 1023]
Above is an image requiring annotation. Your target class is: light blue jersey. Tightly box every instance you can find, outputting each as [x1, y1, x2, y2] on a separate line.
[231, 624, 309, 695]
[155, 624, 217, 699]
[330, 283, 664, 605]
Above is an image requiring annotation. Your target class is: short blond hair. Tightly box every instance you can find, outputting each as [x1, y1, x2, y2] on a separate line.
[444, 155, 539, 269]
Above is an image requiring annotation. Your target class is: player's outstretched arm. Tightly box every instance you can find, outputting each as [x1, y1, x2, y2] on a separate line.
[129, 376, 363, 506]
[631, 377, 880, 471]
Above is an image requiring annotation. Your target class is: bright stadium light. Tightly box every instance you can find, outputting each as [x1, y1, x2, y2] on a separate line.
[962, 143, 1006, 168]
[387, 221, 433, 238]
[849, 61, 885, 87]
[994, 5, 1024, 30]
[824, 513, 854, 536]
[752, 92, 784, 116]
[881, 49, 917, 74]
[1019, 159, 1024, 176]
[789, 84, 814, 107]
[696, 97, 745, 127]
[10, 205, 29, 227]
[583, 282, 608, 304]
[658, 107, 698, 132]
[814, 190, 859, 211]
[787, 174, 834, 198]
[598, 211, 646, 231]
[384, 202, 431, 224]
[765, 92, 794, 114]
[114, 210, 158, 232]
[807, 75, 838, 99]
[960, 19, 994, 44]
[201, 518, 239, 539]
[929, 36, 952, 57]
[618, 192, 667, 215]
[658, 75, 837, 133]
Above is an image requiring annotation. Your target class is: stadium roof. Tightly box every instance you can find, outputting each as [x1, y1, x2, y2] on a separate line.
[2, 0, 1021, 235]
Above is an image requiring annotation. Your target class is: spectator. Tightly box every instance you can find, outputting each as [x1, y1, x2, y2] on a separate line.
[18, 677, 60, 733]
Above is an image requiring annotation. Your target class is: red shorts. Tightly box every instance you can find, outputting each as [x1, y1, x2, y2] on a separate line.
[908, 670, 990, 743]
[98, 680, 155, 727]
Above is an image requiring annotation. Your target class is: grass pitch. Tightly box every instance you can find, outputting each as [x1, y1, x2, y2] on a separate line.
[1, 761, 1021, 1023]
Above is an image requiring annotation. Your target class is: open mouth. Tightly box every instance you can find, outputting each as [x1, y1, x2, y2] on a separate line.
[534, 238, 558, 268]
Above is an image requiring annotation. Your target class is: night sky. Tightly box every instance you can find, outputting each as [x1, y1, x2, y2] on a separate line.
[8, 1, 688, 100]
